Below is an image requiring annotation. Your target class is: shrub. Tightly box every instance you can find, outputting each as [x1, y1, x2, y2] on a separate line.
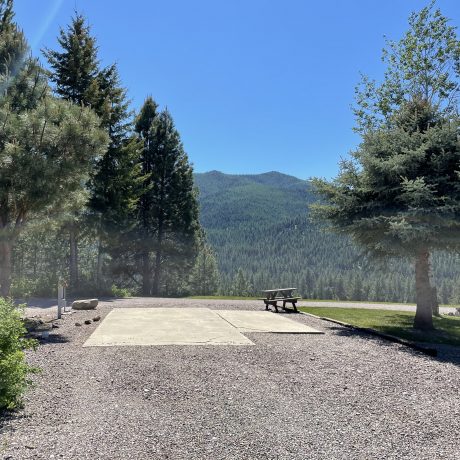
[0, 298, 38, 411]
[110, 285, 132, 298]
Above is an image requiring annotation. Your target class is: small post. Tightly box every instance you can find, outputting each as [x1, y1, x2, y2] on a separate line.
[57, 280, 66, 319]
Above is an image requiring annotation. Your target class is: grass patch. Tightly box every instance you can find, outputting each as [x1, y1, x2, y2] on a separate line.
[299, 307, 460, 346]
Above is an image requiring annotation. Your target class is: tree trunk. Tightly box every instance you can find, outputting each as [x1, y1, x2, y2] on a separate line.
[0, 239, 13, 297]
[414, 249, 434, 330]
[69, 225, 79, 292]
[141, 250, 151, 296]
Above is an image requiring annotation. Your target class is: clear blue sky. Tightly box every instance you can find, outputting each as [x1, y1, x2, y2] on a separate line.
[13, 0, 460, 179]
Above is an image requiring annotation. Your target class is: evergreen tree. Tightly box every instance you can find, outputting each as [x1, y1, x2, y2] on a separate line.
[135, 102, 200, 295]
[311, 3, 460, 330]
[44, 13, 103, 291]
[43, 14, 99, 108]
[232, 268, 252, 297]
[189, 236, 220, 295]
[134, 96, 158, 294]
[88, 64, 143, 288]
[0, 2, 108, 296]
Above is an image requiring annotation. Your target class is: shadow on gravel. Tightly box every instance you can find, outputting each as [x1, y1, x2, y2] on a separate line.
[38, 333, 70, 345]
[328, 325, 460, 366]
[0, 409, 27, 437]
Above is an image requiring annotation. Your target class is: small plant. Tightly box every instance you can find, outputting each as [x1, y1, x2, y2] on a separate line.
[0, 298, 38, 411]
[110, 285, 132, 298]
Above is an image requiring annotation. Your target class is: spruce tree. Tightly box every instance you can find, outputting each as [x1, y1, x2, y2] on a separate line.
[311, 3, 460, 330]
[0, 2, 108, 296]
[134, 96, 159, 294]
[43, 14, 99, 108]
[44, 13, 103, 290]
[88, 64, 143, 288]
[135, 102, 200, 295]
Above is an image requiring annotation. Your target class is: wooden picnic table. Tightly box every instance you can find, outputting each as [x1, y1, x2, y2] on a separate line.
[259, 288, 301, 313]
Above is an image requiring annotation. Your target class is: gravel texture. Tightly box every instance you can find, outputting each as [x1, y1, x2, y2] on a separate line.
[2, 298, 460, 459]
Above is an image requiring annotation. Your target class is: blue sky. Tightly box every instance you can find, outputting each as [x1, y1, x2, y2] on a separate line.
[13, 0, 460, 179]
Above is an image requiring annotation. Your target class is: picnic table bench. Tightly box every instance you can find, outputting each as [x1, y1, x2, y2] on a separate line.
[259, 288, 301, 313]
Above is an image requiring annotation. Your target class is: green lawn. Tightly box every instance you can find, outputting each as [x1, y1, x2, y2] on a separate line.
[299, 307, 460, 346]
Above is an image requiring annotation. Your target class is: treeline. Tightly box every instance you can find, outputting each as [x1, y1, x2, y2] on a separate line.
[213, 217, 460, 304]
[1, 2, 216, 298]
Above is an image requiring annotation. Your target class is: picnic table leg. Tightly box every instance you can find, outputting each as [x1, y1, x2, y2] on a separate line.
[292, 301, 298, 312]
[273, 301, 279, 313]
[264, 301, 269, 311]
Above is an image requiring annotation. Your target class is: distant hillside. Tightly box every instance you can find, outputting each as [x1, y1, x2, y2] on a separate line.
[195, 171, 313, 228]
[194, 171, 460, 303]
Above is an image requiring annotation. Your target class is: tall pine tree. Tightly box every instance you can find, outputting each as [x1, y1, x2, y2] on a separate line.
[88, 64, 143, 289]
[44, 13, 103, 291]
[135, 101, 200, 296]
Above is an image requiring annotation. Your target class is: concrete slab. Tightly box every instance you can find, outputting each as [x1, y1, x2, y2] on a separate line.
[217, 311, 323, 334]
[83, 308, 254, 347]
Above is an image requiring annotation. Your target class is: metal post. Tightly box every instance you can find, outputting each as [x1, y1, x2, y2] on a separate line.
[57, 283, 64, 319]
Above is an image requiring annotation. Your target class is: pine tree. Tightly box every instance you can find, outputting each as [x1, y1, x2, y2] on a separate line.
[232, 268, 252, 297]
[311, 3, 460, 330]
[44, 13, 104, 291]
[0, 2, 108, 296]
[43, 14, 99, 108]
[189, 235, 220, 295]
[87, 64, 143, 289]
[135, 103, 200, 295]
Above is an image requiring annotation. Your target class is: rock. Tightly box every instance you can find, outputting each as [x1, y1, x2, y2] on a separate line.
[93, 316, 101, 322]
[23, 318, 44, 332]
[72, 299, 98, 310]
[75, 322, 82, 327]
[84, 320, 92, 325]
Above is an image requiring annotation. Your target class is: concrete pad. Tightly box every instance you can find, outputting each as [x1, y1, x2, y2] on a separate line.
[83, 308, 254, 347]
[217, 311, 323, 334]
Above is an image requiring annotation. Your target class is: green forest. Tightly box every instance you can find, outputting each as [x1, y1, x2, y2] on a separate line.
[196, 171, 460, 303]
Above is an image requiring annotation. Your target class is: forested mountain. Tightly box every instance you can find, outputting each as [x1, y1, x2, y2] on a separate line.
[194, 171, 460, 303]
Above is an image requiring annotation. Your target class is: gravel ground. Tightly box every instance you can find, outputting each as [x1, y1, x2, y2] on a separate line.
[2, 298, 460, 460]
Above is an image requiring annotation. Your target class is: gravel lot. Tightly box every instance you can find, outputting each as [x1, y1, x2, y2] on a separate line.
[2, 298, 460, 460]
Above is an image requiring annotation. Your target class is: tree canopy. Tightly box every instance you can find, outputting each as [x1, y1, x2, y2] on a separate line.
[311, 2, 460, 330]
[0, 2, 108, 296]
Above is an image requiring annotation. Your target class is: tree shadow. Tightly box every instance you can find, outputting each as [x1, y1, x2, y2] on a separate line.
[34, 333, 70, 345]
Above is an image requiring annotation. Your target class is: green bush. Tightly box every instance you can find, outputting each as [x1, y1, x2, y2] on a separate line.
[110, 284, 132, 298]
[0, 298, 38, 410]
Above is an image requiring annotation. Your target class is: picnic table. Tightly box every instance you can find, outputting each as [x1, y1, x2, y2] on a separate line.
[259, 288, 301, 313]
